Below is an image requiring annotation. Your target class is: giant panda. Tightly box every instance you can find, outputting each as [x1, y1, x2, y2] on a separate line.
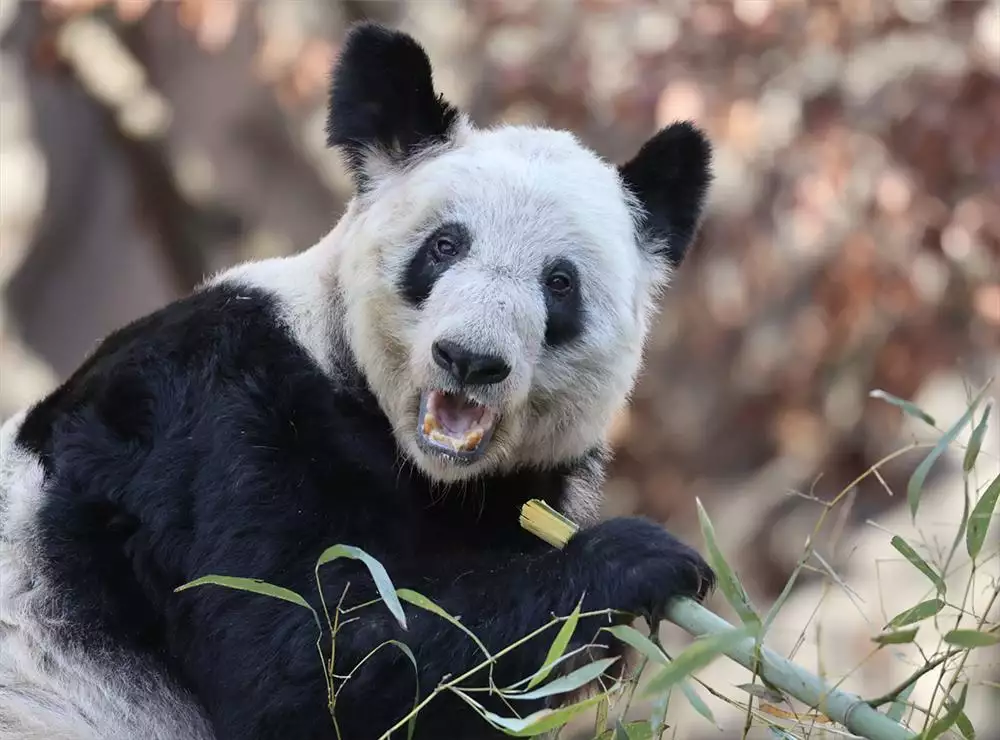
[0, 22, 714, 740]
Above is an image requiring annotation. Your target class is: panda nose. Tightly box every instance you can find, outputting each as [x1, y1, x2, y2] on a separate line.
[432, 340, 511, 386]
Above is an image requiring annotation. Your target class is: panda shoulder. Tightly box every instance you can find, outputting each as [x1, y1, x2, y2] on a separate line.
[15, 271, 314, 463]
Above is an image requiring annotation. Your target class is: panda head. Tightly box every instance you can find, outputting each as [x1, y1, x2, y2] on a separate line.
[326, 24, 711, 484]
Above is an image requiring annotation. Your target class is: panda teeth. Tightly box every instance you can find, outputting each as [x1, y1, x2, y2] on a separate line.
[422, 412, 484, 452]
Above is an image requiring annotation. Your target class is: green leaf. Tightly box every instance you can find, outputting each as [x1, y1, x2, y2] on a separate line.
[679, 680, 717, 727]
[885, 682, 915, 723]
[603, 624, 667, 665]
[891, 536, 946, 594]
[963, 405, 991, 472]
[920, 684, 968, 740]
[643, 627, 751, 697]
[450, 689, 604, 736]
[967, 474, 1000, 560]
[505, 644, 595, 692]
[887, 598, 945, 629]
[908, 388, 988, 519]
[736, 682, 785, 703]
[526, 597, 582, 689]
[870, 389, 936, 426]
[696, 499, 760, 627]
[396, 589, 489, 658]
[174, 575, 312, 611]
[595, 695, 610, 735]
[315, 545, 407, 629]
[598, 721, 654, 740]
[872, 627, 919, 645]
[943, 629, 1000, 648]
[951, 701, 977, 740]
[616, 720, 653, 740]
[506, 657, 618, 701]
[381, 641, 420, 740]
[648, 688, 671, 736]
[768, 729, 798, 740]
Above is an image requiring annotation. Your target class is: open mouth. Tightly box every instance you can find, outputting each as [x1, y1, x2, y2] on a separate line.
[417, 390, 498, 462]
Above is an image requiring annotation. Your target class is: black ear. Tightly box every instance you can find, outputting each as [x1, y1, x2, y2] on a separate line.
[618, 121, 712, 265]
[326, 23, 461, 191]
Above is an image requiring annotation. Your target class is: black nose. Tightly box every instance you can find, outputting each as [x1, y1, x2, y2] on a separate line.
[432, 340, 511, 386]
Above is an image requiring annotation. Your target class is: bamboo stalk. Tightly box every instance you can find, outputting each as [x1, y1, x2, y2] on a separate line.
[666, 598, 916, 740]
[519, 500, 917, 739]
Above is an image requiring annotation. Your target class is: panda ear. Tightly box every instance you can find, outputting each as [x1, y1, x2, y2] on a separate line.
[326, 23, 461, 191]
[618, 121, 712, 266]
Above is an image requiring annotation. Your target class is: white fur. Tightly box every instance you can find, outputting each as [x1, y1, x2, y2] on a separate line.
[214, 122, 668, 494]
[0, 413, 214, 740]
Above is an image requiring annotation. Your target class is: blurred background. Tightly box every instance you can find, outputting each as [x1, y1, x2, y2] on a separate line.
[1, 0, 998, 736]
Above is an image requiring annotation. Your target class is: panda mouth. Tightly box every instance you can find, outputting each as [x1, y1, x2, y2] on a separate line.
[417, 390, 498, 462]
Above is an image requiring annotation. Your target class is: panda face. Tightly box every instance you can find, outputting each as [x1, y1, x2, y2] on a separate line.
[327, 25, 711, 483]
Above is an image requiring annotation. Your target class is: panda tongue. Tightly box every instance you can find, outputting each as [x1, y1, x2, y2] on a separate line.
[433, 391, 485, 435]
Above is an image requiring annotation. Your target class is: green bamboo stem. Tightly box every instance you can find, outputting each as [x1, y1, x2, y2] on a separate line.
[665, 598, 917, 740]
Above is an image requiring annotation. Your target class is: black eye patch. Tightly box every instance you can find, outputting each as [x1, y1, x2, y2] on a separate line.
[399, 222, 471, 306]
[543, 259, 583, 346]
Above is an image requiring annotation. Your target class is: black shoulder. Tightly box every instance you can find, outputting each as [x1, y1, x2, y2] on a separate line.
[16, 284, 290, 470]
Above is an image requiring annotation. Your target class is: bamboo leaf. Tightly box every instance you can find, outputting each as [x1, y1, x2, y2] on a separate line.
[909, 389, 987, 519]
[872, 627, 919, 645]
[527, 597, 582, 689]
[891, 536, 946, 594]
[736, 683, 785, 703]
[920, 684, 968, 740]
[451, 689, 603, 736]
[643, 627, 751, 696]
[603, 624, 667, 665]
[679, 680, 717, 727]
[885, 682, 915, 723]
[943, 629, 1000, 649]
[174, 575, 312, 611]
[507, 658, 618, 701]
[870, 389, 936, 426]
[951, 700, 977, 740]
[648, 688, 671, 736]
[315, 545, 407, 629]
[696, 499, 760, 627]
[963, 405, 991, 472]
[887, 598, 945, 628]
[595, 695, 610, 736]
[396, 589, 489, 658]
[381, 640, 420, 740]
[598, 721, 654, 740]
[967, 474, 1000, 560]
[768, 729, 799, 740]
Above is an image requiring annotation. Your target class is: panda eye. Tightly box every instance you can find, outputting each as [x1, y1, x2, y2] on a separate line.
[433, 236, 459, 259]
[545, 271, 573, 297]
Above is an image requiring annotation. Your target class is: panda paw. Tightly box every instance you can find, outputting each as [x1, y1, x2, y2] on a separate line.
[566, 517, 716, 622]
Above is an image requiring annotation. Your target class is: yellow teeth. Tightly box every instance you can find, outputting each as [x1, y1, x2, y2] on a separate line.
[422, 413, 485, 452]
[463, 429, 484, 449]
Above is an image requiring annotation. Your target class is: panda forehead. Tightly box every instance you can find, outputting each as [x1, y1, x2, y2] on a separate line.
[414, 127, 640, 259]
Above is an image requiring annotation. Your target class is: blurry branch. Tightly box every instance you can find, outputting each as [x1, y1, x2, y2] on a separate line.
[51, 12, 243, 289]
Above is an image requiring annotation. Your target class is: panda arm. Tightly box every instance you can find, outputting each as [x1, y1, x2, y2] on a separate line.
[325, 519, 711, 736]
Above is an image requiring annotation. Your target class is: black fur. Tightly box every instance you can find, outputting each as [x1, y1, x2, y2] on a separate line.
[542, 258, 584, 347]
[326, 23, 461, 191]
[400, 222, 471, 306]
[19, 284, 713, 740]
[618, 121, 713, 265]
